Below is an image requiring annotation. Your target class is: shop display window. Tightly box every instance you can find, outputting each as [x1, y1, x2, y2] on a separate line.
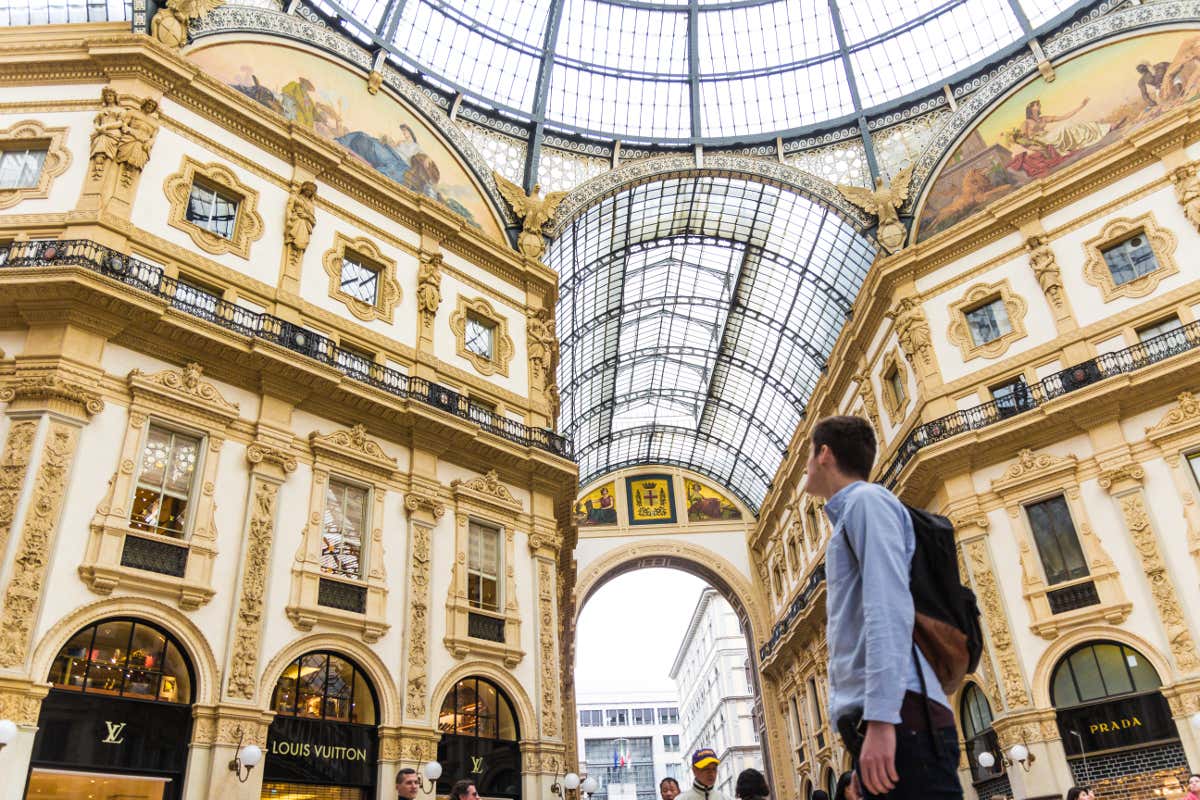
[438, 676, 518, 740]
[48, 619, 193, 704]
[271, 651, 377, 725]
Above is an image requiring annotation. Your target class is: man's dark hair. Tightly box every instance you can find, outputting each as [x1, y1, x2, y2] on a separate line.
[834, 772, 853, 800]
[450, 780, 475, 800]
[660, 778, 680, 790]
[396, 767, 417, 784]
[811, 415, 876, 479]
[734, 768, 769, 800]
[1066, 788, 1091, 800]
[812, 791, 830, 800]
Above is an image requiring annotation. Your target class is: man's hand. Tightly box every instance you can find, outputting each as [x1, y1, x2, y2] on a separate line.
[858, 721, 898, 796]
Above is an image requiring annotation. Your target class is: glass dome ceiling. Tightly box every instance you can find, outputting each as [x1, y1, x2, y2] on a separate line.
[314, 0, 1088, 144]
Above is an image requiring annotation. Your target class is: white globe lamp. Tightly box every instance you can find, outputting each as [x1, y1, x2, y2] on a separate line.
[976, 751, 995, 769]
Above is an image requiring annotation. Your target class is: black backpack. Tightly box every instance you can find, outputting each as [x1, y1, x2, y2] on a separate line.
[842, 503, 983, 695]
[906, 504, 983, 694]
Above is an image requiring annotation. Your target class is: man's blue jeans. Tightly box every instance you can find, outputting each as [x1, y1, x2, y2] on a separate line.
[860, 725, 963, 800]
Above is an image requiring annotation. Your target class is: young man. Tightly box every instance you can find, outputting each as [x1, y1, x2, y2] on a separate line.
[660, 777, 682, 800]
[805, 415, 961, 800]
[675, 748, 728, 800]
[396, 767, 421, 800]
[450, 780, 479, 800]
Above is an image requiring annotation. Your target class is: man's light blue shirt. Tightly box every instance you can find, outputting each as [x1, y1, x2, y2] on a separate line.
[824, 480, 949, 725]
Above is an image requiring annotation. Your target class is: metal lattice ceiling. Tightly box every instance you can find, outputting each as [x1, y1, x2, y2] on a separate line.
[546, 176, 876, 512]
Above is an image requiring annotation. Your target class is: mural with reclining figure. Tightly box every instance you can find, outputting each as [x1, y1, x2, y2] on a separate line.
[917, 29, 1200, 241]
[189, 39, 502, 240]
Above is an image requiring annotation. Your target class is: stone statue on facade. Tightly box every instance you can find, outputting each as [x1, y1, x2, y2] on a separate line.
[284, 181, 317, 261]
[888, 296, 932, 367]
[416, 252, 442, 327]
[1026, 235, 1064, 308]
[89, 88, 124, 179]
[150, 0, 225, 49]
[493, 171, 568, 261]
[114, 97, 160, 183]
[527, 308, 559, 383]
[836, 164, 915, 254]
[1172, 162, 1200, 232]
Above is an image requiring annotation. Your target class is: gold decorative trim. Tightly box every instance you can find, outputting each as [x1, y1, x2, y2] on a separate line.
[0, 421, 37, 599]
[404, 518, 433, 720]
[878, 348, 909, 425]
[1146, 391, 1200, 440]
[450, 295, 514, 377]
[947, 279, 1028, 362]
[308, 424, 397, 478]
[1082, 213, 1178, 302]
[321, 232, 402, 324]
[537, 558, 560, 737]
[0, 119, 70, 209]
[163, 155, 264, 259]
[449, 469, 522, 512]
[0, 374, 105, 419]
[226, 476, 280, 700]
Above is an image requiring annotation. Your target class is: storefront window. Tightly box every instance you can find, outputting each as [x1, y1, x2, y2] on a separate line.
[48, 619, 193, 704]
[438, 676, 518, 739]
[1052, 642, 1160, 706]
[271, 651, 376, 725]
[437, 677, 522, 800]
[960, 684, 1002, 783]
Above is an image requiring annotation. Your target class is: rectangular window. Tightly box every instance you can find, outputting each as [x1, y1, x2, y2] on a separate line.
[886, 367, 905, 408]
[129, 424, 201, 539]
[580, 709, 603, 727]
[662, 734, 679, 752]
[657, 706, 678, 724]
[465, 314, 495, 359]
[467, 521, 501, 611]
[991, 376, 1032, 418]
[1102, 233, 1159, 285]
[340, 254, 380, 306]
[322, 478, 368, 579]
[964, 298, 1013, 346]
[0, 147, 46, 189]
[1137, 316, 1183, 342]
[631, 708, 655, 725]
[1191, 453, 1200, 493]
[1026, 495, 1089, 585]
[185, 180, 238, 239]
[605, 708, 628, 726]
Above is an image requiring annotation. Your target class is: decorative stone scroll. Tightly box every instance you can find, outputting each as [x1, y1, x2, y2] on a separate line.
[226, 476, 282, 700]
[402, 495, 436, 720]
[887, 296, 933, 369]
[0, 421, 37, 580]
[963, 537, 1030, 709]
[538, 559, 560, 738]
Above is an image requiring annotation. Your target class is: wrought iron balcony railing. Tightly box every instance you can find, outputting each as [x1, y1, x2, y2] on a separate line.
[879, 320, 1200, 488]
[0, 239, 572, 459]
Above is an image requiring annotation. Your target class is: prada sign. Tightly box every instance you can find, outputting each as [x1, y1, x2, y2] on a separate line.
[32, 690, 192, 774]
[1057, 692, 1179, 755]
[263, 715, 377, 787]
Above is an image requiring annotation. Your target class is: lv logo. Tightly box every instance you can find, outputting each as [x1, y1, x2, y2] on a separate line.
[102, 721, 127, 744]
[470, 756, 484, 774]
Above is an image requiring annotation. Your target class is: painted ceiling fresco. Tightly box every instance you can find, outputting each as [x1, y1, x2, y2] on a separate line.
[917, 29, 1200, 240]
[190, 40, 503, 240]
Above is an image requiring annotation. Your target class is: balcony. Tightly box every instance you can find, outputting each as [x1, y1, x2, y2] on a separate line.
[0, 239, 572, 459]
[880, 320, 1200, 488]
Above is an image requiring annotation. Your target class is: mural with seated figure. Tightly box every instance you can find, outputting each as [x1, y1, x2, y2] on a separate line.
[188, 40, 502, 240]
[917, 29, 1200, 241]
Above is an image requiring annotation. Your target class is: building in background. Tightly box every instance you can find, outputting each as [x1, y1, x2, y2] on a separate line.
[671, 590, 763, 798]
[576, 692, 685, 800]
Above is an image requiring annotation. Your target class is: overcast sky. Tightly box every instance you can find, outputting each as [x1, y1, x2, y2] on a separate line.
[574, 569, 711, 697]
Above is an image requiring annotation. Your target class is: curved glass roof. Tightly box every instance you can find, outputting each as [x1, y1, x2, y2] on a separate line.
[546, 176, 876, 511]
[314, 0, 1088, 144]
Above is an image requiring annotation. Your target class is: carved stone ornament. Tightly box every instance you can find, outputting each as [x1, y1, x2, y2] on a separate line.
[991, 448, 1076, 494]
[90, 88, 122, 179]
[1146, 392, 1200, 438]
[150, 0, 225, 48]
[852, 359, 881, 438]
[450, 469, 522, 511]
[115, 96, 160, 186]
[246, 442, 298, 474]
[416, 252, 443, 328]
[1082, 213, 1179, 302]
[0, 421, 37, 593]
[226, 478, 279, 699]
[1026, 235, 1064, 310]
[538, 559, 560, 738]
[835, 164, 915, 254]
[284, 180, 317, 263]
[1172, 161, 1200, 233]
[492, 172, 568, 261]
[887, 296, 933, 368]
[0, 422, 79, 669]
[0, 118, 71, 209]
[527, 308, 559, 384]
[965, 538, 1030, 708]
[405, 523, 432, 719]
[164, 155, 264, 259]
[0, 374, 104, 418]
[404, 491, 446, 519]
[309, 424, 397, 475]
[128, 363, 239, 421]
[366, 70, 383, 95]
[947, 280, 1029, 362]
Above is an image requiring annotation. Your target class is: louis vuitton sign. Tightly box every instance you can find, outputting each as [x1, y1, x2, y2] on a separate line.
[263, 715, 377, 788]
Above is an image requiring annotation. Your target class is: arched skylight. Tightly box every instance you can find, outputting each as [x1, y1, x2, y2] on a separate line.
[546, 176, 876, 511]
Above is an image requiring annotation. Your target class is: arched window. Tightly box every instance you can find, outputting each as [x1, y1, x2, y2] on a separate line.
[270, 651, 377, 725]
[48, 618, 193, 704]
[438, 676, 519, 740]
[959, 683, 1002, 782]
[1051, 641, 1161, 707]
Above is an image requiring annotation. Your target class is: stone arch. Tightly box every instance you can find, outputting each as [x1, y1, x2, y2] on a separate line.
[1030, 624, 1174, 708]
[259, 632, 402, 727]
[427, 659, 538, 742]
[30, 596, 221, 707]
[574, 539, 767, 643]
[549, 154, 872, 239]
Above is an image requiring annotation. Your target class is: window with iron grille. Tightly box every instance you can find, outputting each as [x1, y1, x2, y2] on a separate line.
[1102, 234, 1159, 285]
[964, 298, 1013, 346]
[322, 478, 368, 579]
[185, 180, 238, 239]
[0, 146, 46, 189]
[465, 313, 495, 359]
[1025, 495, 1089, 586]
[468, 520, 501, 611]
[129, 424, 201, 539]
[340, 254, 380, 306]
[886, 366, 905, 408]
